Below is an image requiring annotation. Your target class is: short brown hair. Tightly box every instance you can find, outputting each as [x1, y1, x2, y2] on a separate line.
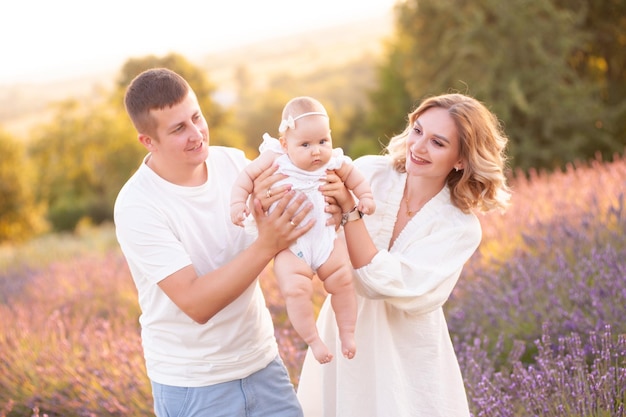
[124, 68, 190, 136]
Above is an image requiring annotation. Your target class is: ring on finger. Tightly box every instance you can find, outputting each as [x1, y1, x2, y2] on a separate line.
[290, 220, 297, 227]
[266, 188, 272, 198]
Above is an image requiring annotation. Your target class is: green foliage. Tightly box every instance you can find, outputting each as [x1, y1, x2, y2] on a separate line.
[234, 68, 292, 156]
[233, 55, 383, 159]
[24, 53, 244, 233]
[365, 41, 415, 148]
[553, 0, 626, 140]
[28, 97, 141, 232]
[370, 0, 624, 172]
[0, 223, 119, 273]
[0, 130, 47, 242]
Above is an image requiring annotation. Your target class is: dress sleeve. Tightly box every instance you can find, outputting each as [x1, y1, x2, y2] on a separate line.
[259, 133, 284, 154]
[354, 215, 481, 315]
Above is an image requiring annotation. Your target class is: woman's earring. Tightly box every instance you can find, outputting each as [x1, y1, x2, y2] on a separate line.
[455, 167, 459, 172]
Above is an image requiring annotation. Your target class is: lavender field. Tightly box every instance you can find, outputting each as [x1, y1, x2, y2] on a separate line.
[1, 155, 624, 416]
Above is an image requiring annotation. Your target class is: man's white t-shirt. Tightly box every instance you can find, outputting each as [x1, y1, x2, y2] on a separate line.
[114, 146, 278, 387]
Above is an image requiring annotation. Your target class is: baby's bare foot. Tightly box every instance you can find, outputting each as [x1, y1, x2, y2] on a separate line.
[318, 353, 333, 364]
[309, 338, 333, 364]
[343, 347, 356, 359]
[340, 333, 356, 359]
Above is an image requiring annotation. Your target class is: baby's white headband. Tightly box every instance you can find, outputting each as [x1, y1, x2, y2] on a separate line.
[278, 112, 328, 133]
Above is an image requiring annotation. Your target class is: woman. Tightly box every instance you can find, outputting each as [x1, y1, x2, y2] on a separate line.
[296, 93, 511, 416]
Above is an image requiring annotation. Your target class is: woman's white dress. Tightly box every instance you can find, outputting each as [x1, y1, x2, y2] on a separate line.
[297, 155, 481, 417]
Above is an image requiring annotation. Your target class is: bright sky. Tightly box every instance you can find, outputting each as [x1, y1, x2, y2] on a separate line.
[2, 0, 396, 84]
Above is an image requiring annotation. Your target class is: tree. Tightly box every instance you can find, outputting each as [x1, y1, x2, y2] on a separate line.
[553, 0, 626, 145]
[28, 97, 142, 231]
[0, 130, 47, 242]
[365, 42, 415, 147]
[234, 55, 385, 159]
[369, 0, 620, 172]
[27, 54, 243, 232]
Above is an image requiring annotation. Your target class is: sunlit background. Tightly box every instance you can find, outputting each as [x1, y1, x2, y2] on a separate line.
[2, 0, 396, 83]
[1, 0, 625, 415]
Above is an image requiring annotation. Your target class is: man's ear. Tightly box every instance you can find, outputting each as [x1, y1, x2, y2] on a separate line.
[138, 133, 155, 151]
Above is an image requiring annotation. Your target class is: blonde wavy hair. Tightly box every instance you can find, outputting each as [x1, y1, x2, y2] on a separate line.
[386, 93, 511, 213]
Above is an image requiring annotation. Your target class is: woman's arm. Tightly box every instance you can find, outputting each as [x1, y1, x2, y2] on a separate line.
[355, 215, 481, 314]
[321, 170, 378, 268]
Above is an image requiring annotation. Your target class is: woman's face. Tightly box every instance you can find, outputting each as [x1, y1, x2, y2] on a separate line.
[405, 107, 463, 181]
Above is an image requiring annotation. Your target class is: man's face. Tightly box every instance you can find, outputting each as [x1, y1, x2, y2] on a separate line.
[147, 91, 210, 170]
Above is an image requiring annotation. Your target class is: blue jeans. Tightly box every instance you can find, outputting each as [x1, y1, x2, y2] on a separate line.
[151, 356, 303, 417]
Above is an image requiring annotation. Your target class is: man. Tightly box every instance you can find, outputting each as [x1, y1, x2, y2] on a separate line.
[114, 67, 312, 416]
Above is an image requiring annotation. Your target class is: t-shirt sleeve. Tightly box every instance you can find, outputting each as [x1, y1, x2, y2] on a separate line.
[115, 195, 193, 285]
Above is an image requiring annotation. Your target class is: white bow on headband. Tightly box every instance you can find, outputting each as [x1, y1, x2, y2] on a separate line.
[278, 112, 328, 133]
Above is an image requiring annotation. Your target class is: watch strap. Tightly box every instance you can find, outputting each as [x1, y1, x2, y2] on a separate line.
[341, 206, 363, 226]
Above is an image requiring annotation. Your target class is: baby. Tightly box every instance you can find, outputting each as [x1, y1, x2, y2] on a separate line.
[230, 96, 375, 363]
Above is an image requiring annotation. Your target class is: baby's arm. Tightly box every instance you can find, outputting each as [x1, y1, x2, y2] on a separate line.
[334, 162, 376, 215]
[230, 152, 278, 226]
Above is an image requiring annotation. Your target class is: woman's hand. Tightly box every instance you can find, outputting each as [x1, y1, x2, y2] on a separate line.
[324, 196, 342, 230]
[320, 170, 356, 213]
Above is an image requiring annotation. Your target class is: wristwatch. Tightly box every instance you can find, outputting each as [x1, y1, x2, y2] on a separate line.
[340, 206, 363, 226]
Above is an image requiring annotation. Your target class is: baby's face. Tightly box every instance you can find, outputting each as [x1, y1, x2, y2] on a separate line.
[283, 116, 333, 171]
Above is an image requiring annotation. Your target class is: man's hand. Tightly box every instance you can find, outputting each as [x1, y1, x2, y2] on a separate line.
[252, 189, 314, 253]
[250, 164, 292, 213]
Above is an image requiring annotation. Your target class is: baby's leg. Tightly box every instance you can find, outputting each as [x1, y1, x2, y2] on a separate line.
[274, 250, 333, 364]
[317, 239, 357, 359]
